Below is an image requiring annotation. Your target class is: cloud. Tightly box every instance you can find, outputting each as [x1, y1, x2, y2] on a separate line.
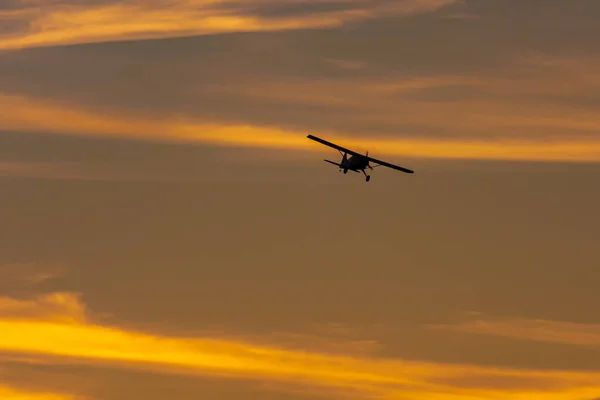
[215, 322, 382, 357]
[196, 71, 600, 137]
[428, 314, 600, 349]
[0, 0, 458, 50]
[1, 291, 600, 400]
[3, 92, 600, 164]
[0, 367, 81, 400]
[0, 292, 87, 324]
[0, 384, 78, 400]
[204, 75, 485, 108]
[0, 262, 64, 287]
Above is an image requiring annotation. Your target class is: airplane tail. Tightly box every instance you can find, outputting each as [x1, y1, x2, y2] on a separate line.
[324, 159, 342, 168]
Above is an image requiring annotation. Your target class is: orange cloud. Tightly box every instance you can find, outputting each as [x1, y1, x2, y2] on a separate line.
[0, 0, 457, 50]
[428, 315, 600, 348]
[2, 92, 600, 164]
[0, 384, 78, 400]
[1, 292, 600, 400]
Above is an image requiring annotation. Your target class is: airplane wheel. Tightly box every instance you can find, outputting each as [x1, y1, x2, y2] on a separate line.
[343, 169, 348, 174]
[366, 175, 371, 182]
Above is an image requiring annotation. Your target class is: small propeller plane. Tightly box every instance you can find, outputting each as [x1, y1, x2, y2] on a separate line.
[307, 134, 414, 182]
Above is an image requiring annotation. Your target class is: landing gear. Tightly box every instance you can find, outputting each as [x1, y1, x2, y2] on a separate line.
[361, 170, 371, 182]
[343, 169, 348, 174]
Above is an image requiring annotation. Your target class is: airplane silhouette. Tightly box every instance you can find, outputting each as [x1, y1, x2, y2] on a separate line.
[307, 134, 414, 182]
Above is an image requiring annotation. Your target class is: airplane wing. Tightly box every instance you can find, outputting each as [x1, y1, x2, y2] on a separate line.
[306, 134, 362, 157]
[367, 156, 414, 174]
[307, 134, 414, 174]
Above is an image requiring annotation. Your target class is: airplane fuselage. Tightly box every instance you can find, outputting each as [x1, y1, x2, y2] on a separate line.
[341, 153, 369, 172]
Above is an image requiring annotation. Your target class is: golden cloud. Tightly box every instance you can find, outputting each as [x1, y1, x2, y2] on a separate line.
[2, 92, 600, 164]
[0, 0, 457, 50]
[0, 384, 78, 400]
[428, 315, 600, 348]
[1, 292, 600, 400]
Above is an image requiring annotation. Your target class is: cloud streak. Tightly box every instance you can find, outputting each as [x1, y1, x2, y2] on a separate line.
[3, 92, 600, 164]
[429, 315, 600, 349]
[0, 0, 457, 50]
[0, 382, 78, 400]
[1, 291, 600, 400]
[0, 262, 64, 287]
[199, 71, 600, 137]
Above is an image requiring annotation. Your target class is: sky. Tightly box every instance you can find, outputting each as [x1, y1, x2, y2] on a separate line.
[1, 0, 600, 399]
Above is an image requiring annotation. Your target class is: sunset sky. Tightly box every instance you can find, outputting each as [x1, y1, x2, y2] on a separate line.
[1, 1, 600, 399]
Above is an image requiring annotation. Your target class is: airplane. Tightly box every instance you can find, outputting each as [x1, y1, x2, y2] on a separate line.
[306, 134, 414, 182]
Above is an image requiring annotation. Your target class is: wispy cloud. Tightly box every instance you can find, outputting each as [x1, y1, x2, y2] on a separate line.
[1, 291, 600, 400]
[214, 322, 382, 357]
[198, 71, 600, 136]
[0, 384, 79, 400]
[3, 92, 600, 163]
[428, 314, 600, 348]
[203, 75, 484, 108]
[0, 262, 64, 286]
[0, 0, 458, 50]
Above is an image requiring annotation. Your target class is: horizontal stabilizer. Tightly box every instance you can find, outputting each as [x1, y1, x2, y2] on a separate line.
[324, 159, 342, 167]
